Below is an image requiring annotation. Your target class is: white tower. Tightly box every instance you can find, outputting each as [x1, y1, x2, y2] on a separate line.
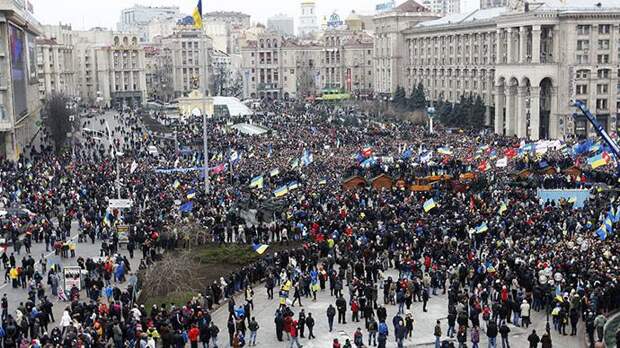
[298, 0, 319, 37]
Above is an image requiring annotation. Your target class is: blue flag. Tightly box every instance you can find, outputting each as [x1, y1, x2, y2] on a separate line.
[402, 148, 413, 160]
[179, 201, 193, 213]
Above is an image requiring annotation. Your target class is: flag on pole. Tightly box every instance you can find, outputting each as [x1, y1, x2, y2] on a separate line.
[588, 152, 611, 169]
[423, 198, 437, 212]
[475, 222, 489, 234]
[192, 0, 203, 29]
[211, 163, 226, 174]
[290, 158, 300, 169]
[252, 243, 269, 255]
[130, 161, 138, 174]
[288, 181, 299, 190]
[179, 201, 194, 213]
[596, 224, 607, 241]
[173, 180, 181, 189]
[361, 147, 373, 158]
[302, 149, 314, 166]
[270, 168, 280, 177]
[274, 186, 289, 198]
[318, 179, 327, 185]
[249, 175, 264, 189]
[437, 147, 453, 156]
[186, 189, 197, 200]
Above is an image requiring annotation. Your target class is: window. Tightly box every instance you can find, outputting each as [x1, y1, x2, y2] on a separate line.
[596, 98, 608, 110]
[597, 84, 609, 94]
[599, 24, 611, 34]
[576, 69, 590, 79]
[576, 54, 589, 64]
[598, 69, 610, 78]
[576, 84, 588, 94]
[597, 54, 609, 64]
[577, 25, 590, 35]
[598, 40, 610, 50]
[577, 40, 589, 50]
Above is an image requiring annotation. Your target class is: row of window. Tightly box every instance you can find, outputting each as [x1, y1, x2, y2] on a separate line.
[576, 24, 615, 36]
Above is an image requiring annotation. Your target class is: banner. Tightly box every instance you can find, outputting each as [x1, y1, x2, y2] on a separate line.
[537, 189, 590, 208]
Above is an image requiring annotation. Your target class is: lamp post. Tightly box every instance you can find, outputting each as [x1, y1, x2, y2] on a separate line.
[427, 106, 436, 134]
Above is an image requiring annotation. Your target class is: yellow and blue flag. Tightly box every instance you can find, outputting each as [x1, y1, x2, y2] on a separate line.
[249, 175, 264, 189]
[173, 180, 181, 189]
[252, 243, 269, 255]
[475, 222, 489, 234]
[186, 189, 197, 199]
[596, 224, 607, 241]
[588, 152, 610, 169]
[274, 186, 288, 198]
[288, 181, 299, 190]
[498, 203, 507, 215]
[423, 198, 436, 212]
[192, 0, 203, 29]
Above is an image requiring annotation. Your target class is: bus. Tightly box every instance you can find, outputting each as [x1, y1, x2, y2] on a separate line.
[317, 89, 351, 101]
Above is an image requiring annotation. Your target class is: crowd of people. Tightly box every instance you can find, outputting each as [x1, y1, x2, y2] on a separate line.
[0, 99, 619, 348]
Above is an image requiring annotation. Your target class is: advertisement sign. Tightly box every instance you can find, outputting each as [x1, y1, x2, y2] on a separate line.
[376, 0, 395, 12]
[9, 23, 27, 117]
[63, 266, 82, 292]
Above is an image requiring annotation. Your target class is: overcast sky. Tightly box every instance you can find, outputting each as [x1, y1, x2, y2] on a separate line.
[31, 0, 478, 30]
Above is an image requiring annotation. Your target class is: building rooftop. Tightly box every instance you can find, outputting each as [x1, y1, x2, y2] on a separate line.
[204, 11, 251, 18]
[415, 0, 620, 29]
[395, 0, 429, 12]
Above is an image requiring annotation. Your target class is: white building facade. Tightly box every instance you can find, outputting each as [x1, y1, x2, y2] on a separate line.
[380, 0, 620, 140]
[37, 24, 76, 100]
[74, 30, 147, 108]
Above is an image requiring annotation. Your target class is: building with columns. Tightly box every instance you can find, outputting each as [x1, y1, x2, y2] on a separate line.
[373, 0, 440, 97]
[299, 0, 319, 38]
[73, 29, 147, 108]
[387, 0, 620, 140]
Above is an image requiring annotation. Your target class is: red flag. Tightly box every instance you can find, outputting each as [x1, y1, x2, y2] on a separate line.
[477, 160, 488, 172]
[361, 147, 373, 158]
[211, 163, 226, 174]
[504, 148, 517, 159]
[469, 195, 475, 211]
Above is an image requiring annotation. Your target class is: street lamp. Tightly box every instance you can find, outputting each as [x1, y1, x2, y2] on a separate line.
[427, 106, 436, 134]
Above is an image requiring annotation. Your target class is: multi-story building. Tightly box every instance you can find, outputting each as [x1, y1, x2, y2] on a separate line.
[212, 50, 242, 96]
[268, 14, 295, 37]
[299, 0, 319, 38]
[161, 26, 212, 98]
[37, 24, 76, 100]
[204, 11, 251, 54]
[0, 0, 43, 160]
[373, 0, 439, 96]
[422, 0, 460, 15]
[390, 1, 620, 140]
[241, 24, 373, 100]
[144, 41, 174, 102]
[118, 4, 180, 43]
[73, 29, 147, 108]
[204, 11, 251, 28]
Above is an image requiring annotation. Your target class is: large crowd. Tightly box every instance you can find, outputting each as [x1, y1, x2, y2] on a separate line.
[0, 99, 619, 348]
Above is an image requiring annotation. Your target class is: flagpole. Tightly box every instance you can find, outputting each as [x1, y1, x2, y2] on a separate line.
[203, 109, 210, 194]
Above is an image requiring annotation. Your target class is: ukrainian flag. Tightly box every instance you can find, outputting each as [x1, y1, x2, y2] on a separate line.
[423, 198, 436, 212]
[288, 181, 299, 190]
[173, 180, 181, 189]
[249, 175, 264, 189]
[192, 0, 203, 29]
[498, 203, 507, 215]
[186, 189, 197, 199]
[588, 152, 610, 169]
[252, 243, 269, 255]
[270, 168, 280, 177]
[318, 179, 327, 185]
[475, 222, 489, 234]
[274, 186, 288, 198]
[596, 224, 607, 241]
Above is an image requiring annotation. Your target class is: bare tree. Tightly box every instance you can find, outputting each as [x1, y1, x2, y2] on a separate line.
[43, 93, 75, 154]
[296, 59, 318, 97]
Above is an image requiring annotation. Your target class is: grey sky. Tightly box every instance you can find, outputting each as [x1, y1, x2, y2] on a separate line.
[31, 0, 478, 30]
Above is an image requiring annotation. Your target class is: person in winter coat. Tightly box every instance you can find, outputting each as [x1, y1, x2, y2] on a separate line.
[471, 325, 480, 348]
[540, 332, 552, 348]
[486, 320, 498, 348]
[248, 317, 259, 346]
[527, 330, 540, 348]
[499, 321, 511, 348]
[327, 304, 336, 332]
[306, 313, 315, 339]
[289, 320, 302, 348]
[456, 325, 467, 348]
